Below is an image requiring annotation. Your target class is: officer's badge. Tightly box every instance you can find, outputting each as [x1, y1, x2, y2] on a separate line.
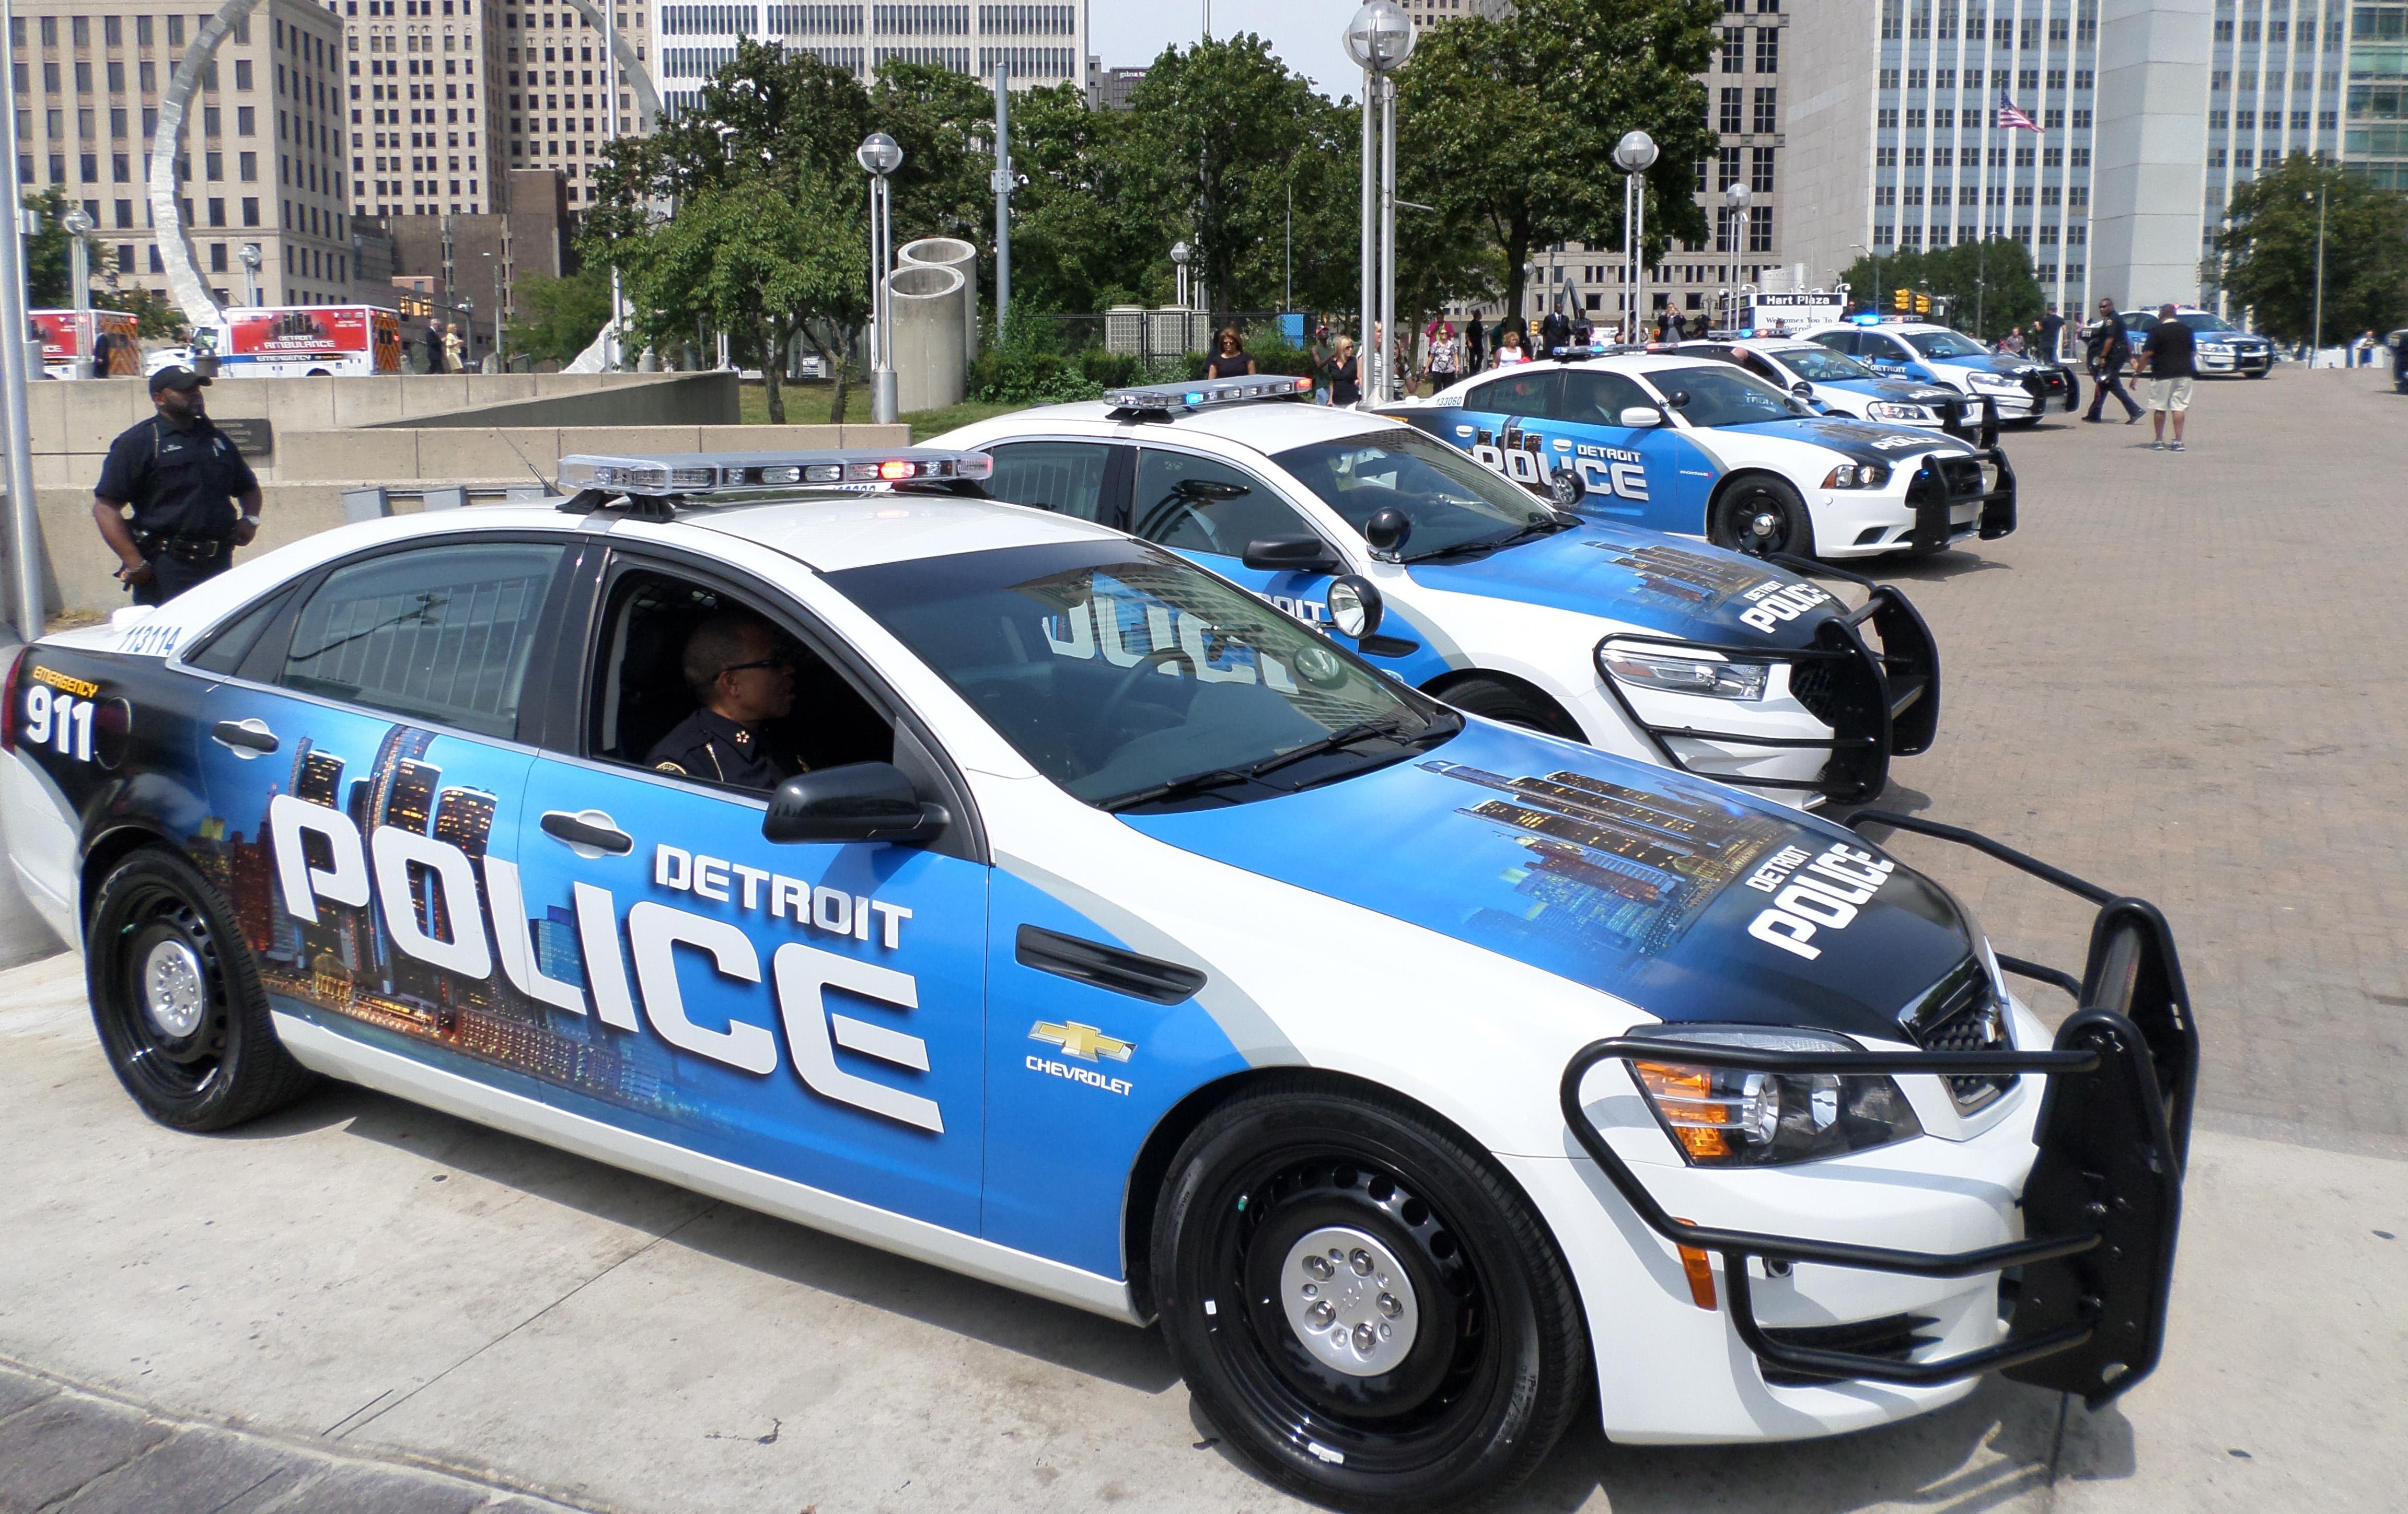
[732, 729, 750, 747]
[654, 760, 686, 775]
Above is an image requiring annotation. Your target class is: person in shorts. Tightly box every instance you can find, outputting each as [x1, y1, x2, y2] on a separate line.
[2137, 303, 2197, 452]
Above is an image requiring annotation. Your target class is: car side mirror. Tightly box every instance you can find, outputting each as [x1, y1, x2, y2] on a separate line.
[1791, 379, 1813, 398]
[762, 762, 947, 846]
[1174, 478, 1251, 500]
[1362, 506, 1411, 555]
[1242, 533, 1342, 573]
[1618, 406, 1665, 427]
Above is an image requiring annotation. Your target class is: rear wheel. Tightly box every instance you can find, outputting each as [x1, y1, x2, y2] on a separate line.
[1432, 676, 1584, 741]
[1151, 1080, 1589, 1513]
[1708, 476, 1815, 559]
[86, 848, 313, 1131]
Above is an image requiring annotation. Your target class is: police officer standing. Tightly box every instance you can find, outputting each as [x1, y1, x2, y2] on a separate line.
[91, 367, 262, 605]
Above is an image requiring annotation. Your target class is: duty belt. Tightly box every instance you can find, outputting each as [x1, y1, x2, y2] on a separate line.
[132, 529, 231, 564]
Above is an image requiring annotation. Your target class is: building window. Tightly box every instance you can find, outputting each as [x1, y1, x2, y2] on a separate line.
[1722, 26, 1743, 71]
[1750, 145, 1775, 192]
[1755, 29, 1777, 72]
[1719, 87, 1741, 133]
[1753, 87, 1776, 133]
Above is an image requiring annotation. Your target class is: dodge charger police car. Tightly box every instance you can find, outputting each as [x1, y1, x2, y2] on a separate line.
[1, 448, 2194, 1511]
[1801, 321, 2078, 423]
[1674, 338, 1977, 430]
[1383, 355, 2016, 561]
[933, 381, 1943, 805]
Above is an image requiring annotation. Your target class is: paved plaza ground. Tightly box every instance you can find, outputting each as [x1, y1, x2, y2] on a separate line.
[1, 367, 2402, 1513]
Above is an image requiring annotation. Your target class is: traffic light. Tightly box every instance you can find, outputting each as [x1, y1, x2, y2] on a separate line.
[1915, 293, 1932, 315]
[1894, 287, 1911, 311]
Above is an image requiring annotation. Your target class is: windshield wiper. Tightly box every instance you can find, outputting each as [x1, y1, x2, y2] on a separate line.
[1244, 717, 1421, 779]
[1096, 714, 1453, 813]
[1405, 513, 1576, 563]
[1094, 764, 1258, 813]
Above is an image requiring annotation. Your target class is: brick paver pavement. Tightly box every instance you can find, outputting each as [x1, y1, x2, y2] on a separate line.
[1830, 366, 2406, 1151]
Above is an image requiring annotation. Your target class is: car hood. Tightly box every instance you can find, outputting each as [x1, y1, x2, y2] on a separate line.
[1403, 520, 1839, 647]
[1821, 377, 1959, 405]
[1698, 415, 1975, 464]
[1929, 353, 2054, 377]
[1121, 721, 1976, 1043]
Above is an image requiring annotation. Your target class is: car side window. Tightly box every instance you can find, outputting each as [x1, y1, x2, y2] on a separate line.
[1735, 351, 1784, 385]
[1555, 371, 1656, 425]
[1463, 370, 1559, 415]
[983, 440, 1116, 525]
[1129, 449, 1313, 559]
[1811, 331, 1857, 357]
[277, 541, 564, 739]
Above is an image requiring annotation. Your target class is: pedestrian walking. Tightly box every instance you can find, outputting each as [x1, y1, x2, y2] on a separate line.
[1539, 306, 1570, 357]
[420, 322, 443, 373]
[443, 325, 465, 373]
[1325, 335, 1360, 407]
[2083, 298, 2143, 423]
[1426, 322, 1463, 392]
[1309, 319, 1339, 402]
[1205, 325, 1256, 379]
[2040, 306, 2066, 361]
[2354, 330, 2376, 368]
[89, 367, 263, 607]
[2137, 302, 2196, 452]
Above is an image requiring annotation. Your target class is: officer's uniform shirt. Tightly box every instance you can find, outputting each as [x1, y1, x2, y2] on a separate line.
[94, 413, 258, 537]
[644, 706, 800, 789]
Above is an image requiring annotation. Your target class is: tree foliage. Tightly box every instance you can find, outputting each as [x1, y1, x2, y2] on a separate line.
[21, 189, 78, 308]
[2217, 155, 2408, 343]
[505, 265, 613, 365]
[1838, 237, 2046, 340]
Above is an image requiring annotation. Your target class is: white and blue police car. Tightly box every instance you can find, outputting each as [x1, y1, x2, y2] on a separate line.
[1673, 337, 1976, 430]
[2116, 307, 2275, 378]
[1383, 355, 2016, 562]
[1799, 320, 2079, 424]
[933, 381, 1943, 807]
[0, 447, 2194, 1511]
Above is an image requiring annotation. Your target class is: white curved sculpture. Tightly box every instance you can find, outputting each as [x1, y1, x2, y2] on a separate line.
[149, 0, 663, 329]
[888, 262, 965, 413]
[898, 236, 977, 362]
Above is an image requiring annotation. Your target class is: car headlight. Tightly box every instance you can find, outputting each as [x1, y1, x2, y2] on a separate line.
[1821, 461, 1891, 488]
[2199, 343, 2231, 354]
[1626, 1027, 1924, 1167]
[1597, 642, 1769, 700]
[1865, 401, 1927, 421]
[1966, 370, 2021, 390]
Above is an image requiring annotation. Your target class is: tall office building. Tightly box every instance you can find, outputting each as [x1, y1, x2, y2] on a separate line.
[651, 1, 1089, 121]
[7, 0, 352, 309]
[336, 0, 505, 217]
[1784, 0, 2375, 321]
[502, 0, 648, 207]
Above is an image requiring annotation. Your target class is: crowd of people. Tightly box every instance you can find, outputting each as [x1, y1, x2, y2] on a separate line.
[1266, 306, 1743, 406]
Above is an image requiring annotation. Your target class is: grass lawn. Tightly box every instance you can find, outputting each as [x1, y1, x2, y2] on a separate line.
[737, 379, 1023, 442]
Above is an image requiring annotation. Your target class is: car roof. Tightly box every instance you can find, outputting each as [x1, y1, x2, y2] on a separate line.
[1002, 397, 1402, 454]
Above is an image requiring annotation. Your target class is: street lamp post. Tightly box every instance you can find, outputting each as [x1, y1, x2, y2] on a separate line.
[857, 131, 903, 424]
[1848, 241, 1874, 317]
[1613, 130, 1657, 342]
[1171, 239, 1190, 312]
[2308, 183, 2328, 362]
[0, 0, 45, 639]
[237, 243, 261, 309]
[992, 56, 1014, 334]
[1344, 1, 1413, 404]
[1722, 181, 1752, 334]
[458, 296, 474, 366]
[485, 250, 503, 371]
[61, 206, 92, 313]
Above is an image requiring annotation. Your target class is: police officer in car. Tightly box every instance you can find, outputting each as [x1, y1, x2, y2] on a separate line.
[91, 366, 263, 605]
[646, 611, 804, 789]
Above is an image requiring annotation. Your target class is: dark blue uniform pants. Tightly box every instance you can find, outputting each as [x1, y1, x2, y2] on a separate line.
[2086, 366, 2143, 420]
[132, 541, 232, 606]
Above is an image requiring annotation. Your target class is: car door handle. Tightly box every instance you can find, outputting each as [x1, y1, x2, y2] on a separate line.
[540, 809, 633, 856]
[210, 718, 279, 755]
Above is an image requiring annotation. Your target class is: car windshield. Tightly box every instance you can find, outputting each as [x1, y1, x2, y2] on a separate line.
[827, 540, 1459, 812]
[1647, 366, 1801, 428]
[1903, 329, 1989, 358]
[1771, 345, 1877, 381]
[1272, 427, 1563, 562]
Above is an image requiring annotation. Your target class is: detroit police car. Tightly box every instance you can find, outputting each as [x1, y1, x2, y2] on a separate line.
[2116, 307, 2274, 378]
[1674, 338, 1976, 430]
[933, 381, 1941, 806]
[1385, 355, 2015, 562]
[4, 448, 2197, 1509]
[1801, 321, 2078, 423]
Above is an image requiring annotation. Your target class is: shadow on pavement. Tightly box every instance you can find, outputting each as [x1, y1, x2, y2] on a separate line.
[1858, 549, 2012, 584]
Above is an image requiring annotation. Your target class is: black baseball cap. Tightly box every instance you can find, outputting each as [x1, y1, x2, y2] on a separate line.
[149, 365, 210, 393]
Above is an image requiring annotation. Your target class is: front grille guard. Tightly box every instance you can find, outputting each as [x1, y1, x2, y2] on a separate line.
[2022, 366, 2082, 412]
[1592, 570, 1938, 801]
[1904, 445, 2017, 551]
[1556, 816, 2196, 1402]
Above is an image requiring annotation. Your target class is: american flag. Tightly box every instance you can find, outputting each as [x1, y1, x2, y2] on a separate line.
[1995, 90, 2042, 132]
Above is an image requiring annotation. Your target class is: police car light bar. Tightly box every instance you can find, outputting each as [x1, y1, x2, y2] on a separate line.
[558, 449, 995, 497]
[1102, 375, 1314, 418]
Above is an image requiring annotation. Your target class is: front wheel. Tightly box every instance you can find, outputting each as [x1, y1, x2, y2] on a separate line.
[1708, 476, 1815, 559]
[86, 847, 313, 1131]
[1152, 1079, 1590, 1513]
[1433, 676, 1585, 741]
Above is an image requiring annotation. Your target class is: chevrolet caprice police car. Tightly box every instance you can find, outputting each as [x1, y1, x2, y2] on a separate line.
[1800, 321, 2079, 423]
[0, 450, 2195, 1512]
[933, 381, 1942, 806]
[1383, 356, 2016, 562]
[1674, 338, 1976, 430]
[2116, 307, 2274, 378]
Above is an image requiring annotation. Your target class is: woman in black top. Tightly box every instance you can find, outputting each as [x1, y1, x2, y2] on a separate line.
[1204, 327, 1256, 378]
[1325, 335, 1360, 405]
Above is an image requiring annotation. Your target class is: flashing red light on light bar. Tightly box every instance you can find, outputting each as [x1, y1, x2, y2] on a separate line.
[878, 459, 914, 480]
[558, 450, 994, 497]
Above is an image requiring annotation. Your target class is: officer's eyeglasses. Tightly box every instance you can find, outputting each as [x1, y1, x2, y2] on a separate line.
[718, 656, 793, 678]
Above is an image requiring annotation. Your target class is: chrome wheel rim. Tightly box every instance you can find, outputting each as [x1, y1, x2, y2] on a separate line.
[1280, 1225, 1420, 1377]
[142, 938, 207, 1040]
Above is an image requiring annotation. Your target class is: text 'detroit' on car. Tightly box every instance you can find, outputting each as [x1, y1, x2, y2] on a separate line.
[933, 381, 1947, 808]
[1, 449, 2195, 1513]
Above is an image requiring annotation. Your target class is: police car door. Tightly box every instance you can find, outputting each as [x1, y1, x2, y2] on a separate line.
[1547, 368, 1714, 533]
[510, 549, 988, 1236]
[1128, 446, 1342, 630]
[187, 535, 565, 1085]
[1449, 369, 1562, 491]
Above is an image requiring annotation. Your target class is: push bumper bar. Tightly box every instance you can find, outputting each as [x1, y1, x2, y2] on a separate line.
[1594, 562, 1940, 803]
[1557, 814, 2196, 1402]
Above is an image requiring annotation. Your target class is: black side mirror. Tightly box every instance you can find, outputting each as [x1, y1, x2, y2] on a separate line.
[1791, 379, 1813, 398]
[762, 762, 947, 846]
[1362, 507, 1411, 555]
[1242, 533, 1342, 573]
[1173, 478, 1251, 500]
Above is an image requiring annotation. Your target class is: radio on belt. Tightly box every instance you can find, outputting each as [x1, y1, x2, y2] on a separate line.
[555, 449, 996, 497]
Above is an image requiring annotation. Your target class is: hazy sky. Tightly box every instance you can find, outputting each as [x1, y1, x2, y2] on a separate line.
[1090, 1, 1362, 95]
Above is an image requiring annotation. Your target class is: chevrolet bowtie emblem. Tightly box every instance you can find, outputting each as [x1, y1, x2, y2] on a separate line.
[1029, 1020, 1135, 1062]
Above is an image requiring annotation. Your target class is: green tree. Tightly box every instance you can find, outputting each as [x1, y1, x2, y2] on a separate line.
[21, 189, 80, 307]
[505, 265, 613, 365]
[989, 79, 1148, 314]
[1397, 0, 1721, 327]
[95, 287, 187, 340]
[1838, 236, 2043, 340]
[2217, 155, 2408, 343]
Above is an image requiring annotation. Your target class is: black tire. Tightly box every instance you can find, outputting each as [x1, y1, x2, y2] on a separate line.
[1707, 475, 1815, 559]
[1433, 676, 1585, 741]
[1151, 1078, 1589, 1513]
[86, 847, 314, 1131]
[2247, 369, 2269, 379]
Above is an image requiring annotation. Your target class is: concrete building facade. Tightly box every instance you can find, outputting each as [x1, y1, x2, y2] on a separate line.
[500, 0, 645, 209]
[651, 1, 1089, 120]
[7, 0, 351, 310]
[335, 0, 506, 219]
